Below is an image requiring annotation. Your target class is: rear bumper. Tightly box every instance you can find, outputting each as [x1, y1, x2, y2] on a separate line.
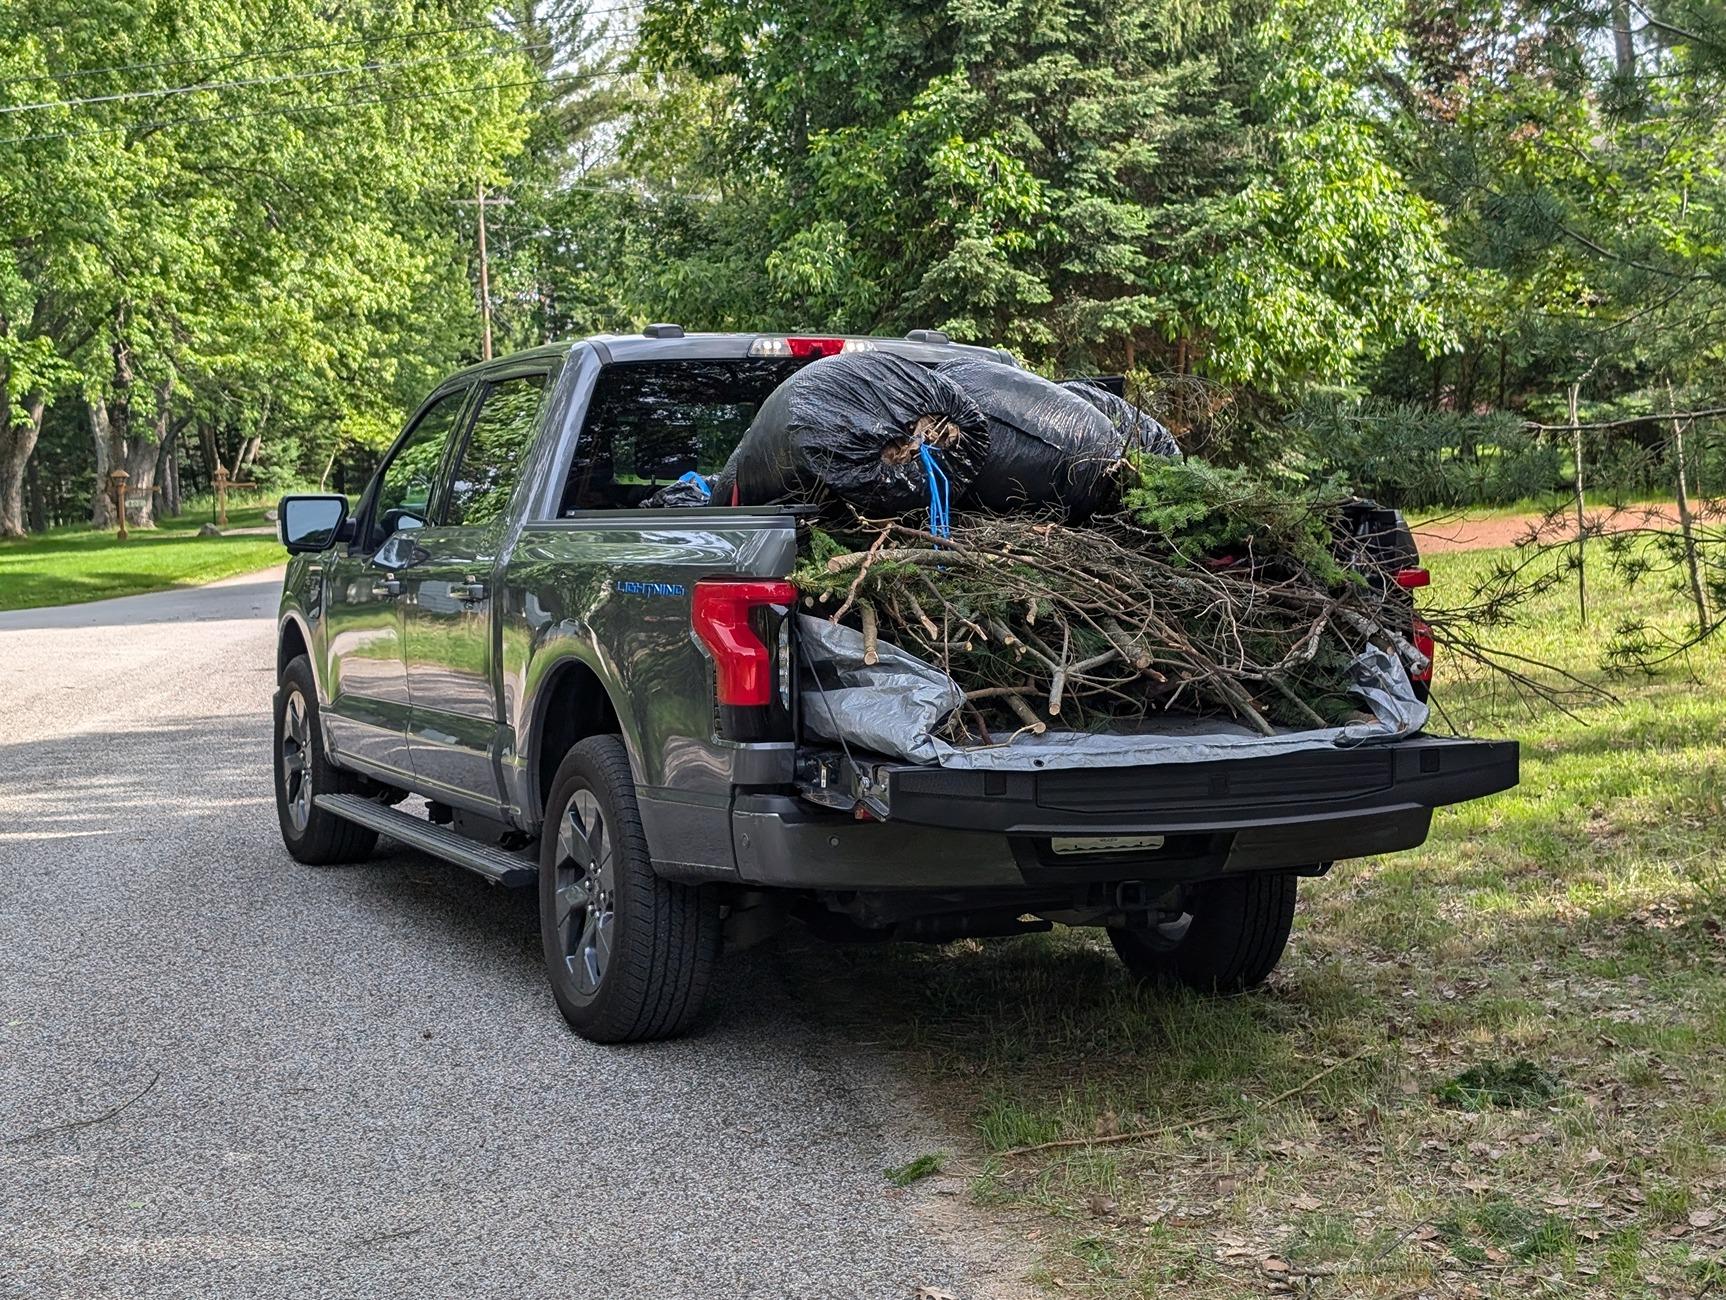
[730, 735, 1516, 892]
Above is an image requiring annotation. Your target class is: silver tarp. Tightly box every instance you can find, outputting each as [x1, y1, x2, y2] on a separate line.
[798, 614, 1429, 771]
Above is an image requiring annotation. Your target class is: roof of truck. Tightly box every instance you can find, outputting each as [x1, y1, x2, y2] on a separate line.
[439, 331, 1014, 384]
[583, 329, 1011, 363]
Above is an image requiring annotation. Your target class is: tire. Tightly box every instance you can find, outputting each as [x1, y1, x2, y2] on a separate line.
[539, 736, 720, 1043]
[1109, 872, 1298, 993]
[273, 655, 379, 865]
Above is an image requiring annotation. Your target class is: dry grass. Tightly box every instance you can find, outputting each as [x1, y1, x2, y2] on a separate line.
[782, 543, 1726, 1299]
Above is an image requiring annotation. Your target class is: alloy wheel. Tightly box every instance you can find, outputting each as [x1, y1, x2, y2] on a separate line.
[280, 689, 312, 833]
[553, 789, 616, 997]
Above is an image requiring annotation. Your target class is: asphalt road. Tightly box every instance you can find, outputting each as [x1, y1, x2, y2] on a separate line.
[0, 570, 1026, 1299]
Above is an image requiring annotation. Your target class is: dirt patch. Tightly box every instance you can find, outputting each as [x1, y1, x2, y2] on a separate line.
[1414, 504, 1680, 553]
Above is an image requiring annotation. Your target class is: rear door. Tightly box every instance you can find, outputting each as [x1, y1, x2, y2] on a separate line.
[321, 385, 475, 779]
[401, 368, 551, 807]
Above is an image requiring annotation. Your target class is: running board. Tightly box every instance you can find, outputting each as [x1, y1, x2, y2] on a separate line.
[314, 794, 538, 886]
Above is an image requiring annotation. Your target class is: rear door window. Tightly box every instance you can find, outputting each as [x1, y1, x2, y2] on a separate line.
[559, 360, 800, 513]
[445, 373, 548, 527]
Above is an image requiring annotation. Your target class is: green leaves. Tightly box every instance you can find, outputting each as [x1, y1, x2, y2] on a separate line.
[1121, 453, 1355, 585]
[0, 0, 539, 516]
[628, 0, 1458, 386]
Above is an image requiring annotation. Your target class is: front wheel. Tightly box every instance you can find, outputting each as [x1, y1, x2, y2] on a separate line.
[1109, 872, 1298, 992]
[273, 655, 378, 865]
[538, 736, 720, 1043]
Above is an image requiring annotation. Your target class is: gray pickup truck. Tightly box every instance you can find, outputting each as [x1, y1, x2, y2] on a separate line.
[274, 327, 1518, 1042]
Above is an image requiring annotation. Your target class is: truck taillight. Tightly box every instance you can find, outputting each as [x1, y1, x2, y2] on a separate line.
[1411, 616, 1435, 684]
[691, 579, 797, 707]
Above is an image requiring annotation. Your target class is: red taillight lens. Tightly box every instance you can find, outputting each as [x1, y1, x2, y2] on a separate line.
[691, 578, 797, 706]
[787, 337, 846, 358]
[1395, 567, 1431, 589]
[1411, 616, 1435, 683]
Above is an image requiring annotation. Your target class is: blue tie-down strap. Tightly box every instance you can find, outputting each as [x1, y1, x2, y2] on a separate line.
[919, 444, 950, 540]
[676, 470, 712, 501]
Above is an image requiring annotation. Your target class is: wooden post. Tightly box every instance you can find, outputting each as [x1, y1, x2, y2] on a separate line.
[109, 469, 129, 542]
[1569, 382, 1586, 625]
[1666, 379, 1712, 632]
[213, 464, 229, 527]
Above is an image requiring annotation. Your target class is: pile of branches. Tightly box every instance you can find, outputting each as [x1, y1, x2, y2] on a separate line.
[793, 477, 1428, 742]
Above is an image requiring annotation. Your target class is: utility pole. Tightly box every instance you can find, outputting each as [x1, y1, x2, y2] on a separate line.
[455, 182, 512, 361]
[475, 179, 492, 360]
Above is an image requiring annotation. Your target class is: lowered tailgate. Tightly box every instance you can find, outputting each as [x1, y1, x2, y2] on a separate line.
[808, 735, 1518, 837]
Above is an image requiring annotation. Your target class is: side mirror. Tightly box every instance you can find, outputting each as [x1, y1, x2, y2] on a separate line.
[279, 494, 352, 554]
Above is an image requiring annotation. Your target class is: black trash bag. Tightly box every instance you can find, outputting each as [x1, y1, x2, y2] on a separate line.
[936, 359, 1125, 518]
[644, 472, 713, 508]
[1063, 381, 1180, 459]
[721, 353, 989, 513]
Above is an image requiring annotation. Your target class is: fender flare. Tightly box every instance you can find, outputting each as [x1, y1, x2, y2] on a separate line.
[517, 636, 643, 823]
[276, 608, 324, 704]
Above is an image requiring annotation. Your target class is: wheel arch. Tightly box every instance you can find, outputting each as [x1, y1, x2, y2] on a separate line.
[523, 652, 632, 830]
[277, 610, 320, 698]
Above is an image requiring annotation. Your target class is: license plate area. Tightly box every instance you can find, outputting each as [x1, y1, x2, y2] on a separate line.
[1049, 834, 1167, 856]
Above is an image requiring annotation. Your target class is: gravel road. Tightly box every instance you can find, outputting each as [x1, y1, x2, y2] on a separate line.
[0, 570, 1026, 1299]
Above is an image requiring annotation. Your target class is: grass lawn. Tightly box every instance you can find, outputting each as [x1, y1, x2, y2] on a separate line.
[784, 546, 1726, 1298]
[0, 501, 284, 611]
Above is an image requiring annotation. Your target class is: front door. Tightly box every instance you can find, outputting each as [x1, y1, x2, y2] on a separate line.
[402, 371, 549, 806]
[321, 386, 473, 782]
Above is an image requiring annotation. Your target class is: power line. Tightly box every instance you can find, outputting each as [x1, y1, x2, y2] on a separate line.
[0, 69, 619, 148]
[0, 5, 640, 89]
[0, 44, 558, 115]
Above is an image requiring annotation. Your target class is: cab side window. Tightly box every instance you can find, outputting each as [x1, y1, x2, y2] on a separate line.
[445, 374, 547, 528]
[368, 388, 471, 550]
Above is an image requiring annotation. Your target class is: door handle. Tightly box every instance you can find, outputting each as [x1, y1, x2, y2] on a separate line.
[370, 578, 402, 599]
[453, 580, 488, 603]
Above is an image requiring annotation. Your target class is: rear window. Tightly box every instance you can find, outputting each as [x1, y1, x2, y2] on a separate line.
[558, 359, 801, 513]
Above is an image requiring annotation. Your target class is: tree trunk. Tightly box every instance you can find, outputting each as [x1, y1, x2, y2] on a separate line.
[0, 392, 46, 539]
[231, 394, 269, 483]
[199, 421, 217, 496]
[1612, 0, 1636, 79]
[88, 398, 114, 527]
[1667, 378, 1711, 632]
[25, 450, 46, 532]
[122, 440, 157, 529]
[1569, 382, 1586, 625]
[120, 380, 174, 530]
[164, 431, 183, 518]
[154, 423, 181, 520]
[233, 434, 260, 481]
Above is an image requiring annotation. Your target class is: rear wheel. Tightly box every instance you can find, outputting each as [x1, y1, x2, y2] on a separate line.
[539, 736, 720, 1043]
[273, 655, 378, 865]
[1109, 872, 1298, 992]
